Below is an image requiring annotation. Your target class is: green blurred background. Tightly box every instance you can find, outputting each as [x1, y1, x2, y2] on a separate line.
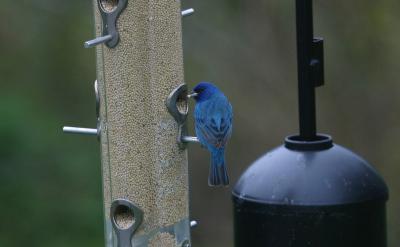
[0, 0, 399, 246]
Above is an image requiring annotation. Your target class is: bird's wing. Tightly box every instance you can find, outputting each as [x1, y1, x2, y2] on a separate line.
[195, 97, 232, 148]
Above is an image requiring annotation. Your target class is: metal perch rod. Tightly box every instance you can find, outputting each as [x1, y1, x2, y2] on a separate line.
[182, 136, 200, 143]
[63, 126, 98, 136]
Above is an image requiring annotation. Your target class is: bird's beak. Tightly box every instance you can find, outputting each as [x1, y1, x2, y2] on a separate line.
[187, 92, 198, 99]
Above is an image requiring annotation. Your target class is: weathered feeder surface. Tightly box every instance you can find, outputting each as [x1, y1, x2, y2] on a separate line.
[92, 0, 190, 246]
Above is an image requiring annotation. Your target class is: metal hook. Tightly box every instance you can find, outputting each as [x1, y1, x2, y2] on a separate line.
[166, 84, 200, 148]
[85, 0, 128, 48]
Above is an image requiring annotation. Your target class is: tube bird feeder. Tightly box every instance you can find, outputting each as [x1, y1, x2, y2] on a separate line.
[232, 0, 389, 246]
[90, 0, 191, 246]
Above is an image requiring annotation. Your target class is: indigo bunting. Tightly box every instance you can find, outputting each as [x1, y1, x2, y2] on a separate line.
[190, 82, 233, 186]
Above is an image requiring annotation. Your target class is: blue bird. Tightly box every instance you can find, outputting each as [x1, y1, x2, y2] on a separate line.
[190, 82, 233, 186]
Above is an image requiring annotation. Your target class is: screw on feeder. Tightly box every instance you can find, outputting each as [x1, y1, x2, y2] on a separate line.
[190, 220, 198, 228]
[181, 8, 195, 17]
[84, 34, 113, 48]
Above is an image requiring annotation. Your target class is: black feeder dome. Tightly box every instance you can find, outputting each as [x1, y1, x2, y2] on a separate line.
[232, 134, 388, 246]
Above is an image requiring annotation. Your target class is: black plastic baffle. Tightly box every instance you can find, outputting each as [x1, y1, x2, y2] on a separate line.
[232, 0, 389, 246]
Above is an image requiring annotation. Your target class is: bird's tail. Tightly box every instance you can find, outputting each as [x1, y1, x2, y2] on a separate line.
[209, 149, 229, 186]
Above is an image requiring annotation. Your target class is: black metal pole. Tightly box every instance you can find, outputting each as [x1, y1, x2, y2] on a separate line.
[296, 0, 317, 140]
